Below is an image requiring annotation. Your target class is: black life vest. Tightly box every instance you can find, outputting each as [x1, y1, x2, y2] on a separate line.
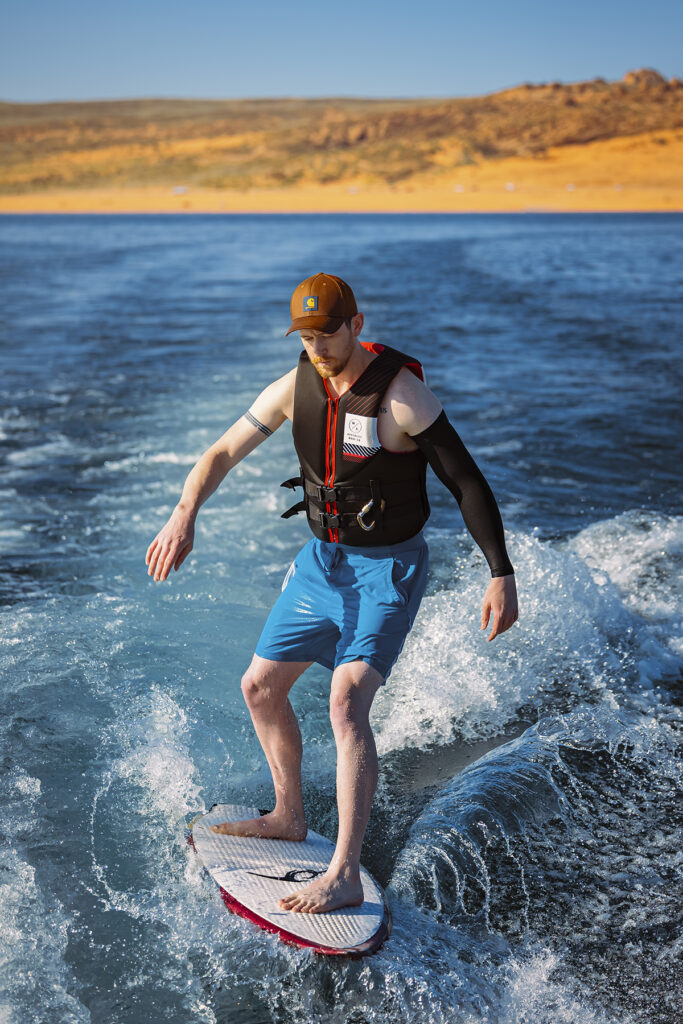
[281, 341, 431, 545]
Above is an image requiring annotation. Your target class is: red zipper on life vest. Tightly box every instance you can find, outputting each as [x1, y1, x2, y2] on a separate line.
[323, 381, 340, 542]
[329, 396, 339, 542]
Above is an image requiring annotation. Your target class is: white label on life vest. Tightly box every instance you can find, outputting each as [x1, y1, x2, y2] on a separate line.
[343, 413, 380, 452]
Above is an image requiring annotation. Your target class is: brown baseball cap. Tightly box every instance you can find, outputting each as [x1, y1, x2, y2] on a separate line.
[285, 272, 358, 336]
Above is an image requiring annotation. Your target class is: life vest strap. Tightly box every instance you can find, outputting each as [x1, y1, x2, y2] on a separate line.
[280, 475, 303, 491]
[281, 488, 418, 532]
[281, 501, 307, 520]
[306, 497, 415, 533]
[281, 474, 409, 505]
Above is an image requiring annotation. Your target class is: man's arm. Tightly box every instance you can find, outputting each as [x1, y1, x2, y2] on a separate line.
[146, 369, 295, 582]
[410, 411, 515, 578]
[389, 369, 518, 640]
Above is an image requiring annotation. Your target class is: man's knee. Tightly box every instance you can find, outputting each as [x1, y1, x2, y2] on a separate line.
[240, 657, 307, 710]
[329, 685, 355, 731]
[242, 665, 293, 711]
[240, 669, 271, 710]
[329, 662, 382, 734]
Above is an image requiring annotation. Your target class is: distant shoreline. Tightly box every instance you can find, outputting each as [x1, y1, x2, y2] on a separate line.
[2, 190, 679, 215]
[3, 207, 680, 215]
[3, 130, 680, 214]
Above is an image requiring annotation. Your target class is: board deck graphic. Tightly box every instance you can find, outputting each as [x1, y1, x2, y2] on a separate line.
[188, 804, 391, 956]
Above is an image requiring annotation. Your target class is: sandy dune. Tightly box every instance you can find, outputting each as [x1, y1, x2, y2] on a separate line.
[2, 129, 680, 213]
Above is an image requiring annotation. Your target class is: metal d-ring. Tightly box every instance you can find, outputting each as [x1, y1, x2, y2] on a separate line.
[357, 499, 376, 531]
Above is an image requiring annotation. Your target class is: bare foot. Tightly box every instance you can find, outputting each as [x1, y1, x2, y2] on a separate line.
[210, 810, 307, 841]
[278, 869, 364, 913]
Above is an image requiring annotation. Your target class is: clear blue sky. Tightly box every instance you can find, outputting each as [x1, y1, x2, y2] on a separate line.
[1, 0, 681, 102]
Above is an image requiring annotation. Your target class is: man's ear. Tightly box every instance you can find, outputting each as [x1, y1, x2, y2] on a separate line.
[351, 311, 364, 337]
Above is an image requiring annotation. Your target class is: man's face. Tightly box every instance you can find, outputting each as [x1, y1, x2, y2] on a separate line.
[299, 321, 356, 379]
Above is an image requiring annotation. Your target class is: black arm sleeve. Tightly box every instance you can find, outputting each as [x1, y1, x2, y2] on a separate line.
[410, 410, 515, 578]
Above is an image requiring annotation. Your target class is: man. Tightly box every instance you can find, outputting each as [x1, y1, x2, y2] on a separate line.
[146, 273, 518, 915]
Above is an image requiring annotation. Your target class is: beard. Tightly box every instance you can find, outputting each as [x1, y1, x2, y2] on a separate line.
[311, 351, 352, 378]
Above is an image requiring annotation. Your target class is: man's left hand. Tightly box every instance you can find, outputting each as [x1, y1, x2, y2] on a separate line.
[481, 575, 518, 642]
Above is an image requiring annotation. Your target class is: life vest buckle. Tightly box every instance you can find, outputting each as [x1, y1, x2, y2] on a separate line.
[304, 481, 338, 504]
[318, 511, 342, 529]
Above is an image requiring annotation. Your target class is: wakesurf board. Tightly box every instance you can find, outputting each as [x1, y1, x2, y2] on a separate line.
[188, 803, 391, 957]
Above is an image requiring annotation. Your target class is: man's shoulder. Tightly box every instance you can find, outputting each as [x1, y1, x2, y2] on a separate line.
[384, 363, 441, 433]
[386, 363, 430, 400]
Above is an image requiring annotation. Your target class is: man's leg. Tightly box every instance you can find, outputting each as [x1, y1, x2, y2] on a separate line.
[211, 653, 312, 840]
[279, 659, 383, 913]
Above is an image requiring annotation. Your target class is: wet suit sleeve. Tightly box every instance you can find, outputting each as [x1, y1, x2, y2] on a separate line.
[410, 410, 515, 578]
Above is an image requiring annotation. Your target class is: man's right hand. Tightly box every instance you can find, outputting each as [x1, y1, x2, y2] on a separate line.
[146, 507, 196, 582]
[144, 367, 295, 583]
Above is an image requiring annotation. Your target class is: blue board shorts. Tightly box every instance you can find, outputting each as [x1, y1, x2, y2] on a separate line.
[255, 533, 429, 683]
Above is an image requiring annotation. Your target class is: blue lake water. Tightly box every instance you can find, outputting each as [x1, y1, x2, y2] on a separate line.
[0, 213, 681, 1024]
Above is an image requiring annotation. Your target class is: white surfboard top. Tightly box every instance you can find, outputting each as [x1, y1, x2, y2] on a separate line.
[191, 804, 389, 954]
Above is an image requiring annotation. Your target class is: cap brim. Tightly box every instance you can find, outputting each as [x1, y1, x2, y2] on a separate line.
[285, 315, 346, 337]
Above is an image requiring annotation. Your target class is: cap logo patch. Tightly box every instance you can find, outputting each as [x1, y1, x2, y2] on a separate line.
[304, 296, 318, 311]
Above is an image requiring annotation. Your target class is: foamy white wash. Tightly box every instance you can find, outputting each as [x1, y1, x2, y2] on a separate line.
[0, 769, 90, 1024]
[373, 511, 680, 755]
